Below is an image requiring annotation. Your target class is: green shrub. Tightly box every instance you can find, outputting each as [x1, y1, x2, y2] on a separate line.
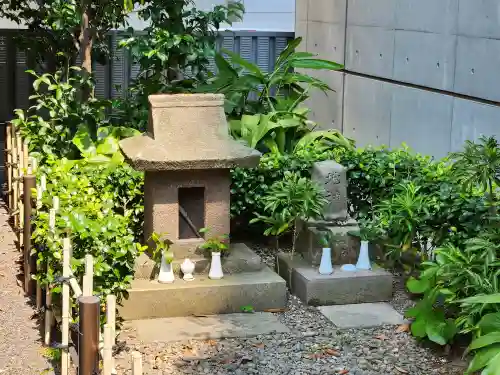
[250, 171, 328, 251]
[230, 145, 340, 220]
[33, 155, 144, 303]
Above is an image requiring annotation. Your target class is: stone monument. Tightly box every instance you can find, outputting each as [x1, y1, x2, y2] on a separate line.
[277, 160, 393, 306]
[118, 94, 287, 320]
[297, 160, 359, 265]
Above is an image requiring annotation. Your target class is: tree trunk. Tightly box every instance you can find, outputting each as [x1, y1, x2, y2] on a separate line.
[80, 3, 93, 100]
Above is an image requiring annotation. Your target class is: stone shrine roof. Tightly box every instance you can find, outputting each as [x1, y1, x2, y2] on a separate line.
[119, 94, 261, 171]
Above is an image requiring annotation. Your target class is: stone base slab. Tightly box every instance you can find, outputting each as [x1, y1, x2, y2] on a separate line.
[134, 243, 263, 279]
[276, 253, 392, 306]
[319, 303, 404, 328]
[120, 266, 287, 320]
[123, 313, 290, 343]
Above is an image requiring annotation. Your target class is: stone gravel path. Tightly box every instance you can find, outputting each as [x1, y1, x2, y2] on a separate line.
[114, 294, 467, 375]
[114, 246, 468, 375]
[0, 207, 52, 374]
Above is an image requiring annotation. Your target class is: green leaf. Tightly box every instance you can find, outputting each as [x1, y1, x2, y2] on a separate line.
[466, 345, 500, 374]
[469, 333, 500, 351]
[425, 320, 448, 346]
[221, 49, 264, 77]
[482, 352, 500, 375]
[410, 318, 427, 338]
[290, 58, 343, 70]
[407, 277, 430, 294]
[275, 37, 303, 68]
[96, 136, 120, 155]
[72, 125, 96, 155]
[478, 313, 500, 335]
[459, 294, 500, 305]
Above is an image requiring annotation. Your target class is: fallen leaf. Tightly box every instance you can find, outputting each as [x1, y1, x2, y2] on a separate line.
[193, 314, 209, 318]
[337, 370, 349, 374]
[324, 349, 340, 357]
[206, 339, 217, 346]
[182, 349, 196, 357]
[308, 353, 325, 359]
[253, 343, 265, 349]
[263, 308, 289, 313]
[375, 334, 388, 341]
[395, 366, 409, 374]
[396, 323, 410, 333]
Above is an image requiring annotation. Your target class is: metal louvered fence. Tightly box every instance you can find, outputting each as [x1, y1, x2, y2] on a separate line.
[0, 30, 294, 124]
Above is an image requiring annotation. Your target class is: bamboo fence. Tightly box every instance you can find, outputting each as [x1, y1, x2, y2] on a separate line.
[4, 123, 143, 375]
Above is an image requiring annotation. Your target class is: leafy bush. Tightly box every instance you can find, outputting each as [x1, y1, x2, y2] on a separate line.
[459, 293, 500, 374]
[230, 145, 341, 220]
[250, 171, 327, 251]
[12, 68, 109, 162]
[33, 154, 144, 302]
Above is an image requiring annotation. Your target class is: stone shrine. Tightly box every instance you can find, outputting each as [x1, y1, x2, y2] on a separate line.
[277, 160, 393, 306]
[118, 94, 286, 320]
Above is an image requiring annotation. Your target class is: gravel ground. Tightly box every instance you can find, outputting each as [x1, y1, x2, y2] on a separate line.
[114, 244, 468, 375]
[0, 210, 467, 375]
[0, 207, 52, 375]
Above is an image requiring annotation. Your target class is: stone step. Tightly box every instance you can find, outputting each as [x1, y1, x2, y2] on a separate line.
[276, 252, 393, 306]
[134, 243, 263, 279]
[119, 266, 287, 320]
[122, 313, 290, 343]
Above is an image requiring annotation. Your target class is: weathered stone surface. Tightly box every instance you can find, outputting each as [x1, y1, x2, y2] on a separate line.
[119, 94, 261, 171]
[143, 169, 232, 250]
[276, 253, 393, 306]
[311, 160, 348, 221]
[119, 267, 287, 320]
[134, 243, 264, 279]
[319, 303, 405, 328]
[124, 313, 290, 343]
[297, 219, 360, 266]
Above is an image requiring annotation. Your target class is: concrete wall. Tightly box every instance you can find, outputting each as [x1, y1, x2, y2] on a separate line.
[0, 0, 295, 32]
[297, 0, 500, 158]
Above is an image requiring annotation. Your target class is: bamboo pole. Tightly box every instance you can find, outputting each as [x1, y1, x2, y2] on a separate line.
[11, 126, 18, 229]
[17, 134, 24, 248]
[40, 174, 46, 192]
[6, 124, 12, 209]
[23, 174, 36, 296]
[61, 238, 71, 375]
[52, 196, 59, 211]
[106, 295, 116, 346]
[132, 351, 143, 375]
[83, 254, 93, 297]
[44, 208, 56, 346]
[103, 324, 113, 375]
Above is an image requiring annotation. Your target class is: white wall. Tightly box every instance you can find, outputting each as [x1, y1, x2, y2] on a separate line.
[0, 0, 296, 32]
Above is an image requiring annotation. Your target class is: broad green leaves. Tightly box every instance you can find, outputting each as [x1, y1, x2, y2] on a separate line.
[198, 37, 343, 119]
[228, 112, 354, 155]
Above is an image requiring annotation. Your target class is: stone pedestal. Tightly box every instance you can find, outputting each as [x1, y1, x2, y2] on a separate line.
[296, 218, 360, 265]
[277, 253, 393, 306]
[119, 94, 287, 320]
[276, 159, 393, 306]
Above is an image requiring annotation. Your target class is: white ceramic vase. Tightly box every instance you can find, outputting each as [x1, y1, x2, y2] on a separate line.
[158, 253, 175, 283]
[209, 252, 224, 280]
[356, 240, 372, 270]
[318, 248, 333, 275]
[181, 258, 195, 281]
